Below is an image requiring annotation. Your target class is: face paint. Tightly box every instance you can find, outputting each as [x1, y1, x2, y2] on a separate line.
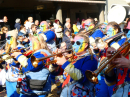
[100, 25, 106, 32]
[72, 36, 86, 53]
[106, 26, 113, 37]
[40, 21, 47, 32]
[106, 26, 117, 37]
[85, 22, 94, 31]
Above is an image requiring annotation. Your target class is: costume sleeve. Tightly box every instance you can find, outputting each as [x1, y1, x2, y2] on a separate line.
[16, 52, 45, 73]
[62, 61, 83, 80]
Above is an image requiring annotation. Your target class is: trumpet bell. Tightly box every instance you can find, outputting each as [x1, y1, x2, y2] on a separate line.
[31, 56, 39, 68]
[85, 70, 98, 84]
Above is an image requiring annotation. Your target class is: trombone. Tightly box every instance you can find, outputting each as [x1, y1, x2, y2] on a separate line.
[31, 49, 74, 68]
[84, 23, 105, 36]
[0, 47, 31, 63]
[85, 39, 130, 84]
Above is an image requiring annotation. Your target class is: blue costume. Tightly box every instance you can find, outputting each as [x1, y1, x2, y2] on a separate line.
[15, 49, 52, 97]
[60, 53, 98, 97]
[95, 36, 127, 97]
[89, 29, 105, 44]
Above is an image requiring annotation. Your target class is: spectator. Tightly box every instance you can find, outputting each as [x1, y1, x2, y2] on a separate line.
[46, 20, 51, 29]
[14, 18, 21, 31]
[76, 18, 81, 30]
[0, 26, 8, 46]
[64, 22, 72, 34]
[73, 21, 79, 35]
[62, 30, 72, 49]
[53, 19, 63, 48]
[24, 17, 34, 33]
[64, 18, 70, 29]
[0, 16, 10, 30]
[30, 24, 37, 35]
[35, 20, 39, 29]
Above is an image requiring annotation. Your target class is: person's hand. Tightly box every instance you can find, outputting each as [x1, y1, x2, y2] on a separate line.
[11, 52, 22, 58]
[23, 38, 29, 42]
[112, 55, 130, 69]
[54, 48, 67, 65]
[0, 50, 5, 55]
[106, 47, 116, 58]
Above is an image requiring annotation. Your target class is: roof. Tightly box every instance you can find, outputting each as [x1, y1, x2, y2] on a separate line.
[43, 0, 106, 4]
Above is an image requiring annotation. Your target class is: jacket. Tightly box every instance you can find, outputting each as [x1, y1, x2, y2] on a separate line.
[14, 23, 21, 31]
[62, 34, 72, 49]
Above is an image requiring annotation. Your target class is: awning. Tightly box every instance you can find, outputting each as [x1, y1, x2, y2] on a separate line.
[42, 0, 106, 4]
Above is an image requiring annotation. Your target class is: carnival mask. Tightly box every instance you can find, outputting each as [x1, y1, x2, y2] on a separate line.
[106, 26, 116, 37]
[39, 21, 47, 32]
[72, 36, 87, 53]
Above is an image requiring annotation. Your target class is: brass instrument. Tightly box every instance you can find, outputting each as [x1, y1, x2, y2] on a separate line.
[31, 49, 73, 68]
[85, 39, 130, 84]
[0, 47, 31, 63]
[0, 47, 30, 57]
[103, 32, 125, 42]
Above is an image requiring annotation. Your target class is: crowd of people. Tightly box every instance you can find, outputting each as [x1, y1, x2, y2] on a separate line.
[0, 15, 130, 97]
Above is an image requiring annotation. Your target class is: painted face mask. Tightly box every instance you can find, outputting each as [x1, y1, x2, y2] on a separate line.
[100, 25, 106, 33]
[85, 22, 94, 31]
[6, 34, 13, 45]
[39, 21, 47, 32]
[72, 36, 87, 53]
[106, 26, 116, 37]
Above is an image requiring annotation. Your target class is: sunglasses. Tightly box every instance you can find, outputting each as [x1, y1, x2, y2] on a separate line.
[71, 41, 86, 45]
[7, 36, 12, 40]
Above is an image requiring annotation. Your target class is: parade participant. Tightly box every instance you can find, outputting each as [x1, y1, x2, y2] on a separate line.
[106, 22, 126, 50]
[11, 34, 52, 97]
[0, 29, 20, 97]
[104, 45, 130, 97]
[55, 33, 98, 97]
[89, 23, 106, 46]
[94, 22, 127, 97]
[39, 21, 56, 52]
[84, 18, 95, 31]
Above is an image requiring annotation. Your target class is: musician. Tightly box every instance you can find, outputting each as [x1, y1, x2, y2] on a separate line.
[55, 33, 98, 97]
[89, 23, 106, 46]
[11, 34, 52, 97]
[84, 18, 95, 31]
[39, 21, 56, 52]
[104, 46, 130, 97]
[0, 29, 20, 97]
[94, 22, 127, 97]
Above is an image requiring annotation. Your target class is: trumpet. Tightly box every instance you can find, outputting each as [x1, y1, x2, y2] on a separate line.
[31, 49, 74, 68]
[85, 39, 130, 84]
